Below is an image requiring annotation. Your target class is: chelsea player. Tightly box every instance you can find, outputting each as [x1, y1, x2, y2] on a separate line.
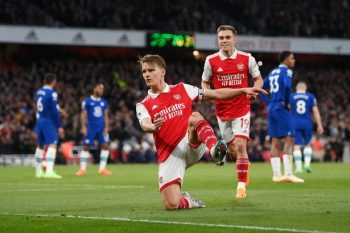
[76, 83, 112, 176]
[290, 81, 323, 173]
[34, 73, 64, 179]
[263, 51, 304, 183]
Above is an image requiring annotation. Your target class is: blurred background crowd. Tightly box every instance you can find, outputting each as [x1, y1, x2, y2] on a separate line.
[0, 0, 349, 163]
[1, 0, 350, 37]
[0, 47, 349, 163]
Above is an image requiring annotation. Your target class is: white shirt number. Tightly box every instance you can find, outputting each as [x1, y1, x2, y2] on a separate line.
[93, 106, 103, 117]
[37, 97, 43, 112]
[296, 100, 306, 114]
[269, 75, 279, 93]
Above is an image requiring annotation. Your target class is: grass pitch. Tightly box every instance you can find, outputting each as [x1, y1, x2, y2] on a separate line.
[0, 163, 349, 233]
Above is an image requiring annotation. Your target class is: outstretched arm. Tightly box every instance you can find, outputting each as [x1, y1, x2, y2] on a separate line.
[203, 87, 267, 101]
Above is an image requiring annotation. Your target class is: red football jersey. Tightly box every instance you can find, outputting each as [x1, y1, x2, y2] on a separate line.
[202, 50, 260, 120]
[136, 83, 200, 163]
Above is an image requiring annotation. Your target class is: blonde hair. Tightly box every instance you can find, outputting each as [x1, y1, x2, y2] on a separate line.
[138, 54, 166, 70]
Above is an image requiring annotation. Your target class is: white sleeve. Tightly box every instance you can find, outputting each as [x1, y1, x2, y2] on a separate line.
[287, 69, 293, 77]
[201, 57, 212, 82]
[249, 54, 261, 78]
[183, 83, 201, 100]
[81, 100, 86, 110]
[136, 103, 150, 124]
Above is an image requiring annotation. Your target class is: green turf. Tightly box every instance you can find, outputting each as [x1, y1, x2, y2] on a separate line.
[0, 163, 349, 233]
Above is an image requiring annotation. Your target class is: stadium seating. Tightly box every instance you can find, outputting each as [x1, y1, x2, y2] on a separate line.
[1, 0, 349, 37]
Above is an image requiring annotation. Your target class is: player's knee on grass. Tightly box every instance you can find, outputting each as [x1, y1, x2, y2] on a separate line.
[163, 197, 180, 210]
[161, 184, 181, 210]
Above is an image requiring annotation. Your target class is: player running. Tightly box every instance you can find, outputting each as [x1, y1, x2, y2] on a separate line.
[290, 81, 323, 173]
[201, 25, 263, 199]
[263, 51, 304, 183]
[34, 73, 64, 179]
[136, 54, 267, 210]
[76, 83, 112, 176]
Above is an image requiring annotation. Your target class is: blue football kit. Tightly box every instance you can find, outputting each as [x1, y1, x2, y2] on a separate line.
[82, 96, 109, 145]
[290, 91, 316, 145]
[263, 65, 295, 138]
[34, 86, 61, 146]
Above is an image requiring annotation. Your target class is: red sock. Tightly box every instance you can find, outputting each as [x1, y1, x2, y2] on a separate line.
[236, 158, 250, 183]
[178, 196, 189, 209]
[195, 120, 217, 151]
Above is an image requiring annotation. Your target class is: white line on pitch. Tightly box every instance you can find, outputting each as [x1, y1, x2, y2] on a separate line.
[0, 212, 342, 233]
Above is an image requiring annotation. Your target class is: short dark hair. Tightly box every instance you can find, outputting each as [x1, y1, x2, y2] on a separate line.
[217, 25, 237, 35]
[138, 54, 166, 70]
[44, 73, 57, 84]
[92, 82, 104, 93]
[94, 82, 104, 88]
[278, 51, 292, 63]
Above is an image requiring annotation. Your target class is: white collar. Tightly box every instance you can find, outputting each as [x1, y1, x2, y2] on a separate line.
[90, 95, 101, 101]
[219, 49, 237, 60]
[43, 85, 53, 89]
[296, 90, 306, 93]
[148, 83, 169, 98]
[279, 64, 288, 68]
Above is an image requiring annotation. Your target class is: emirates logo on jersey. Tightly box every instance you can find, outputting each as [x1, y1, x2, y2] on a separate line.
[237, 63, 244, 71]
[173, 94, 181, 100]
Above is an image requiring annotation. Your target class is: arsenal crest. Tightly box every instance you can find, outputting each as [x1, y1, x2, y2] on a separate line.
[173, 94, 181, 100]
[237, 63, 244, 71]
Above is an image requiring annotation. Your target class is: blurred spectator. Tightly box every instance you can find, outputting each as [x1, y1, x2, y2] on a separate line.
[311, 135, 325, 161]
[324, 137, 344, 162]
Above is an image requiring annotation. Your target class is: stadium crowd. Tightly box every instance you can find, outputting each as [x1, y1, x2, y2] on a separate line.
[0, 54, 349, 162]
[1, 0, 350, 38]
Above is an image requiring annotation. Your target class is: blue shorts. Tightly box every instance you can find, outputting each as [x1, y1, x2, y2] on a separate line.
[294, 127, 312, 145]
[35, 120, 58, 146]
[83, 128, 109, 146]
[268, 108, 295, 138]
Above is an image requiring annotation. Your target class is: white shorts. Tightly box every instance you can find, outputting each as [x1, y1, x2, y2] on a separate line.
[158, 133, 206, 191]
[217, 111, 251, 144]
